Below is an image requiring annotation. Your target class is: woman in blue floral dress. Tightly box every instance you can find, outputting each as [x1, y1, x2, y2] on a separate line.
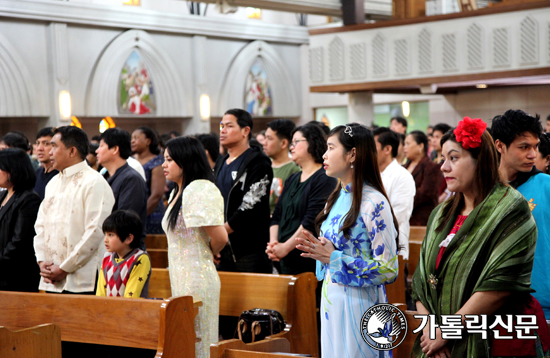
[297, 123, 400, 358]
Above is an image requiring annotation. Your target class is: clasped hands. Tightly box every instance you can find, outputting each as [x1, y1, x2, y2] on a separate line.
[420, 325, 450, 358]
[38, 261, 68, 284]
[266, 231, 335, 264]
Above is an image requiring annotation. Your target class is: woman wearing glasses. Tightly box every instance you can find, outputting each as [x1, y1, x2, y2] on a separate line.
[267, 123, 337, 275]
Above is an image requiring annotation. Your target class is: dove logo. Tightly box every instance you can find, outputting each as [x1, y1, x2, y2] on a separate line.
[360, 303, 407, 351]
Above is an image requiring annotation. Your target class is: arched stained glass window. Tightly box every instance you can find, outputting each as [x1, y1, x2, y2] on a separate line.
[119, 50, 156, 115]
[244, 58, 273, 116]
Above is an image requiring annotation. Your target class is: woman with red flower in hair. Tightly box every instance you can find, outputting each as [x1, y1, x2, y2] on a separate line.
[411, 117, 550, 358]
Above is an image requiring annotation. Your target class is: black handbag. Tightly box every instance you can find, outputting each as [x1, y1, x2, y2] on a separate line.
[235, 308, 285, 343]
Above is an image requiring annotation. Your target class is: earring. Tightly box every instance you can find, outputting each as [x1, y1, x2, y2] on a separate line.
[350, 163, 354, 169]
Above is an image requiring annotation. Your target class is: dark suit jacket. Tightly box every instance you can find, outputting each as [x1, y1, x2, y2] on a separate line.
[404, 155, 443, 226]
[0, 189, 41, 292]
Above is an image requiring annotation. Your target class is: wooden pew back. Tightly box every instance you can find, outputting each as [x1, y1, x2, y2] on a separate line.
[408, 240, 423, 283]
[0, 324, 61, 358]
[409, 226, 427, 242]
[385, 255, 407, 305]
[0, 291, 199, 358]
[210, 338, 291, 358]
[146, 234, 168, 249]
[149, 269, 319, 357]
[148, 248, 169, 268]
[392, 308, 422, 358]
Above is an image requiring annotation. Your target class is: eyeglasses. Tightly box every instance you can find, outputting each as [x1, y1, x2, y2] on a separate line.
[290, 139, 307, 147]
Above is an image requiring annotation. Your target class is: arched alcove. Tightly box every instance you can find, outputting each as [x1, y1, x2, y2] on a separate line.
[217, 40, 300, 117]
[86, 30, 188, 117]
[0, 34, 38, 116]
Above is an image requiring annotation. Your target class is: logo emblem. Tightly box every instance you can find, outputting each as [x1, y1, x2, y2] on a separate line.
[360, 303, 407, 351]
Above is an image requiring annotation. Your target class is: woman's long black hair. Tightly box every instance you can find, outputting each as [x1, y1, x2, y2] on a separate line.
[165, 136, 215, 231]
[315, 124, 399, 249]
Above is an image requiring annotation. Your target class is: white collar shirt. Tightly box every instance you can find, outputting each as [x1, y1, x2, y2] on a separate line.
[34, 160, 115, 292]
[380, 159, 416, 260]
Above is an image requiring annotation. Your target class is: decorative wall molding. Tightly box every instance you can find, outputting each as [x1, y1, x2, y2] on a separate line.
[0, 33, 38, 116]
[86, 30, 187, 117]
[308, 7, 550, 90]
[309, 47, 324, 83]
[329, 37, 345, 81]
[218, 41, 300, 117]
[350, 43, 367, 79]
[51, 23, 69, 85]
[467, 23, 484, 70]
[0, 0, 309, 44]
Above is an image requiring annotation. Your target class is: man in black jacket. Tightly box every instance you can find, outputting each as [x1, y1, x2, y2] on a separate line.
[214, 109, 273, 273]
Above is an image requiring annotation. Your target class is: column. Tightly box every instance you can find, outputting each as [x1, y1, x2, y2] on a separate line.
[348, 91, 374, 126]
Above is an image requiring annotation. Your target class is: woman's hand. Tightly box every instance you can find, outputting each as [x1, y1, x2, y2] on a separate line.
[420, 326, 448, 357]
[296, 230, 335, 264]
[270, 240, 295, 260]
[266, 242, 280, 262]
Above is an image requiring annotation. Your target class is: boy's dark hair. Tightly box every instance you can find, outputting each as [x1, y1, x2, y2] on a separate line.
[267, 119, 296, 143]
[373, 127, 399, 158]
[292, 123, 327, 164]
[433, 123, 452, 135]
[102, 210, 143, 249]
[91, 135, 100, 142]
[36, 127, 55, 140]
[88, 143, 98, 156]
[224, 109, 253, 140]
[0, 149, 36, 192]
[53, 126, 89, 160]
[539, 133, 550, 158]
[196, 133, 220, 163]
[391, 116, 408, 129]
[1, 133, 30, 151]
[492, 109, 543, 147]
[99, 128, 132, 159]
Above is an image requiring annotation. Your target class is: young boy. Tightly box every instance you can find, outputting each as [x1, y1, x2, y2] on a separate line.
[96, 210, 151, 298]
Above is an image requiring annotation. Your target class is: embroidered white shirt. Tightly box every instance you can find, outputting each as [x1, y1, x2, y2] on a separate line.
[381, 159, 416, 260]
[34, 160, 115, 293]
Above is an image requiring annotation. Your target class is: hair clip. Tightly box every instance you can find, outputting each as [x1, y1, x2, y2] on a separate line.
[344, 126, 353, 137]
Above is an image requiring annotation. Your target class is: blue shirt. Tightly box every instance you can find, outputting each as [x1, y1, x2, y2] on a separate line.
[517, 171, 550, 318]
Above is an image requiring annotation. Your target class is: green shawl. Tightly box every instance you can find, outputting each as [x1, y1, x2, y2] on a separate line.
[411, 183, 537, 357]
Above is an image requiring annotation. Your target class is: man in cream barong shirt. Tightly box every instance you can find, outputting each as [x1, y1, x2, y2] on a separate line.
[34, 126, 114, 293]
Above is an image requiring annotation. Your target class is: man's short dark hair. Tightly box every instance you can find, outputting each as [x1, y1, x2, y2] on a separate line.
[224, 109, 253, 140]
[391, 116, 408, 128]
[53, 126, 89, 160]
[373, 127, 399, 158]
[492, 109, 542, 147]
[99, 128, 132, 159]
[102, 210, 143, 249]
[0, 148, 36, 192]
[36, 127, 55, 140]
[267, 119, 296, 143]
[196, 133, 220, 163]
[1, 133, 30, 151]
[433, 123, 452, 135]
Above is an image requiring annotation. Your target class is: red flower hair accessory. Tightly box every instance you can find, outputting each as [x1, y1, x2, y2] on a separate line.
[454, 117, 487, 149]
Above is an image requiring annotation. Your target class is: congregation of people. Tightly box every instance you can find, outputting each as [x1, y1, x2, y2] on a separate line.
[2, 108, 550, 358]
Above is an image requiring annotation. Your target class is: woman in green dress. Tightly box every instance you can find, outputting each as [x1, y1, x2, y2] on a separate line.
[412, 117, 549, 357]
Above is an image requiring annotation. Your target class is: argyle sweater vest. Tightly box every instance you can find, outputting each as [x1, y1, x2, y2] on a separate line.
[101, 249, 150, 298]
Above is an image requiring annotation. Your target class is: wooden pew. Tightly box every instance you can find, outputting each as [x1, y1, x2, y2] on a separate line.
[210, 337, 294, 358]
[0, 291, 200, 358]
[146, 234, 168, 249]
[409, 226, 427, 242]
[149, 248, 169, 268]
[0, 324, 61, 358]
[392, 307, 422, 358]
[408, 240, 423, 285]
[386, 255, 407, 305]
[149, 269, 319, 357]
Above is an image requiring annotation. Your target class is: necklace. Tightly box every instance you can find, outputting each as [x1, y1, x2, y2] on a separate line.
[1, 191, 13, 208]
[227, 154, 241, 164]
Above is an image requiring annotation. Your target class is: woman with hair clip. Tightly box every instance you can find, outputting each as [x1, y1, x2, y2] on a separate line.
[161, 136, 228, 358]
[132, 126, 165, 234]
[296, 123, 399, 358]
[412, 117, 549, 358]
